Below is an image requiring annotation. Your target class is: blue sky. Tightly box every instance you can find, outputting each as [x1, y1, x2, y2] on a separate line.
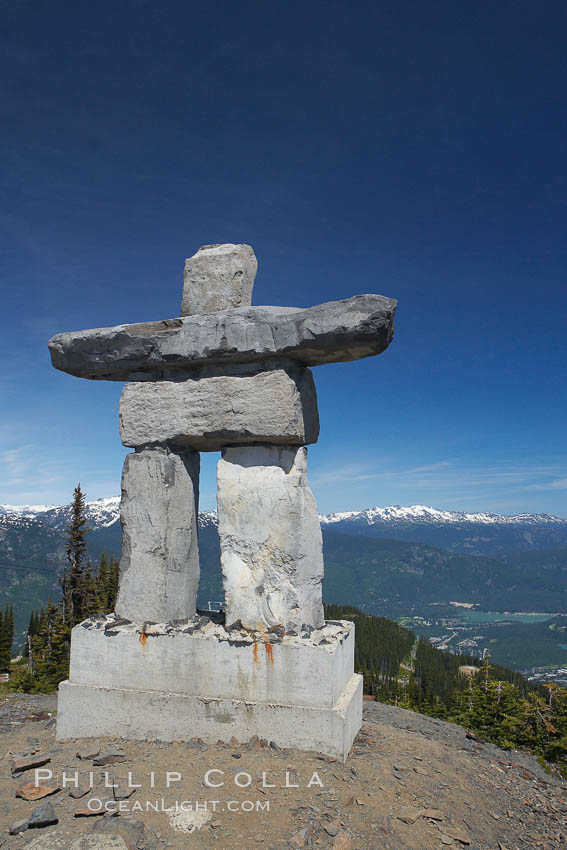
[1, 1, 566, 516]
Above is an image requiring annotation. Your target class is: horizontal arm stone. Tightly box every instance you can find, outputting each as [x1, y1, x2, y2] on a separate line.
[48, 293, 396, 381]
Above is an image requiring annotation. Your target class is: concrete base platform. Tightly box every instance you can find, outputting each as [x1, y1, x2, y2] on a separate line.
[56, 615, 363, 760]
[56, 673, 362, 761]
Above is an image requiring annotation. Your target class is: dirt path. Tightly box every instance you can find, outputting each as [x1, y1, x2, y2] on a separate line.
[0, 693, 564, 849]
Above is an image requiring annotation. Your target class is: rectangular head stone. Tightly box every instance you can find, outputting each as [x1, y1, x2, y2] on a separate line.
[181, 243, 257, 316]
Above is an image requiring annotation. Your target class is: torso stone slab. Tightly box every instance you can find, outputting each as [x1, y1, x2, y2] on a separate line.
[119, 363, 319, 450]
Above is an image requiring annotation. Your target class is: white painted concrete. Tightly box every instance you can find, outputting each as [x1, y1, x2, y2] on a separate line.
[56, 673, 363, 761]
[67, 619, 355, 709]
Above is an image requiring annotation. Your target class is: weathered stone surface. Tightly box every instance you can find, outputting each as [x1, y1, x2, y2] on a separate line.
[92, 817, 146, 850]
[181, 243, 257, 316]
[76, 745, 100, 760]
[115, 445, 200, 623]
[69, 774, 95, 798]
[119, 362, 319, 450]
[92, 747, 127, 766]
[24, 831, 129, 849]
[48, 294, 396, 380]
[9, 817, 29, 834]
[217, 445, 324, 632]
[28, 801, 58, 828]
[73, 802, 109, 817]
[10, 752, 50, 774]
[112, 773, 136, 800]
[16, 780, 60, 800]
[290, 825, 313, 847]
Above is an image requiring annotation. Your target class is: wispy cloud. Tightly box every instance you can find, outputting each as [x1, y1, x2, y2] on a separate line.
[310, 455, 567, 516]
[0, 444, 67, 496]
[0, 445, 34, 484]
[525, 477, 567, 491]
[311, 460, 452, 486]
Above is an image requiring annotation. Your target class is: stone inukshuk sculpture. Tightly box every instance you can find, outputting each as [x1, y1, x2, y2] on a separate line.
[49, 243, 396, 759]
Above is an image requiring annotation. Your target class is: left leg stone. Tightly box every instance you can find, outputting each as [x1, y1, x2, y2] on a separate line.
[115, 444, 200, 622]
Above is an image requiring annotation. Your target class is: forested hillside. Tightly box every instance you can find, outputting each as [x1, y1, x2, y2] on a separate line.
[322, 531, 567, 613]
[325, 604, 567, 776]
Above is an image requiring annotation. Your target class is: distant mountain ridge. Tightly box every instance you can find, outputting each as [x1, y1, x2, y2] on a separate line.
[4, 496, 567, 558]
[2, 497, 565, 531]
[3, 498, 567, 561]
[320, 504, 566, 526]
[0, 497, 121, 529]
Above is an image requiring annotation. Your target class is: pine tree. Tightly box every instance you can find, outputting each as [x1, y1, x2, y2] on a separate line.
[24, 611, 35, 658]
[107, 557, 121, 611]
[29, 607, 49, 691]
[82, 559, 99, 618]
[42, 603, 69, 688]
[5, 606, 13, 671]
[0, 609, 5, 673]
[96, 553, 109, 609]
[64, 484, 90, 626]
[0, 605, 14, 673]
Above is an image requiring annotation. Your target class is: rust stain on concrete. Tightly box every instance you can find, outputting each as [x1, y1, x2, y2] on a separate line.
[263, 637, 274, 664]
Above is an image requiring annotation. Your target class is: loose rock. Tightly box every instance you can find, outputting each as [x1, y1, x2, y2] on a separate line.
[77, 745, 100, 760]
[28, 801, 58, 828]
[93, 748, 127, 766]
[9, 818, 29, 835]
[289, 825, 313, 847]
[10, 752, 51, 774]
[16, 779, 60, 800]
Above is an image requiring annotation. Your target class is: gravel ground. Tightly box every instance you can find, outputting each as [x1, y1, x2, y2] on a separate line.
[0, 693, 564, 849]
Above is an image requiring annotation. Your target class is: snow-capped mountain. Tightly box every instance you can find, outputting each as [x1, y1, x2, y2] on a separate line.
[2, 498, 567, 557]
[0, 497, 121, 529]
[319, 504, 565, 527]
[318, 504, 567, 556]
[2, 498, 565, 532]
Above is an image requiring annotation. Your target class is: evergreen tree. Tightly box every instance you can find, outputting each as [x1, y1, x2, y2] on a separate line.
[5, 605, 13, 670]
[0, 609, 5, 673]
[0, 605, 14, 673]
[64, 484, 90, 626]
[96, 553, 109, 609]
[107, 557, 121, 611]
[42, 603, 70, 687]
[82, 559, 99, 618]
[24, 611, 36, 658]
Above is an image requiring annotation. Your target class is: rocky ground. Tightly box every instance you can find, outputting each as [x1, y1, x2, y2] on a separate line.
[0, 693, 565, 849]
